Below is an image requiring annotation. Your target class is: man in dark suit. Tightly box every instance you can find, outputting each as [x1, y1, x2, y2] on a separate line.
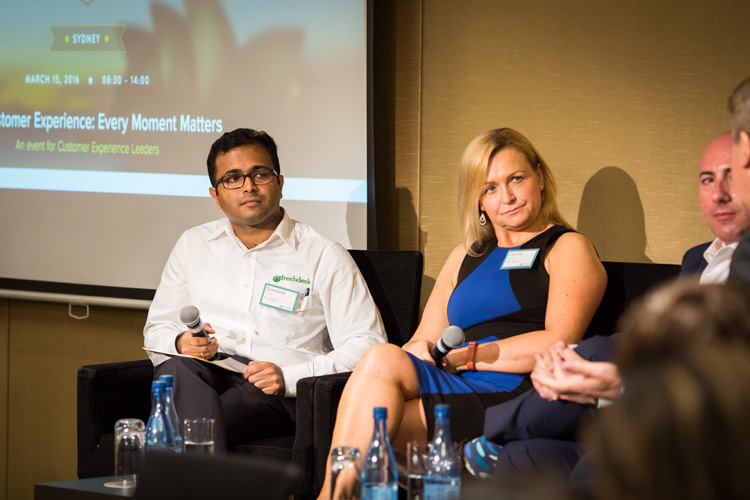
[681, 132, 749, 281]
[728, 77, 750, 288]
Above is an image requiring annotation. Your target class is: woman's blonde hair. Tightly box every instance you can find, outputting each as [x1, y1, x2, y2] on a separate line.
[457, 128, 570, 255]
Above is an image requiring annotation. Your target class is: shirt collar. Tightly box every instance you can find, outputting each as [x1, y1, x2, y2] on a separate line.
[273, 208, 298, 249]
[206, 208, 297, 250]
[704, 237, 739, 262]
[208, 218, 235, 241]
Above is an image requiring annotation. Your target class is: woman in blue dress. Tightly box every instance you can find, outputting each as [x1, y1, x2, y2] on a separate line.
[317, 128, 607, 500]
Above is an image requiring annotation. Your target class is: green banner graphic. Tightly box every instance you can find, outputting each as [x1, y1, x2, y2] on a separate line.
[50, 25, 125, 52]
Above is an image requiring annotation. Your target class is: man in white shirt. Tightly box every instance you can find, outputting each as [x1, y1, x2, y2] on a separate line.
[681, 132, 750, 282]
[144, 128, 386, 449]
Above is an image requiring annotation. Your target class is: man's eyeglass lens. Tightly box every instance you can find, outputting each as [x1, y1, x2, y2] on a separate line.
[219, 169, 276, 189]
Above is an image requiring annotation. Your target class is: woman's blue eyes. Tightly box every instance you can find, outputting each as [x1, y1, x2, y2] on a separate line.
[484, 177, 525, 194]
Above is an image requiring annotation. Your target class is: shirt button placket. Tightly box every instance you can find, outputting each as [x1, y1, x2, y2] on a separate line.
[241, 251, 256, 350]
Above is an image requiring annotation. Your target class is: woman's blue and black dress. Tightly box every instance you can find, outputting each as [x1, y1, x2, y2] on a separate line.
[409, 225, 573, 440]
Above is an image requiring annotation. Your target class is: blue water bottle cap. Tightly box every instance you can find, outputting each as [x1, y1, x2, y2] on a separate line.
[435, 404, 450, 418]
[151, 380, 166, 394]
[158, 374, 174, 388]
[373, 407, 387, 420]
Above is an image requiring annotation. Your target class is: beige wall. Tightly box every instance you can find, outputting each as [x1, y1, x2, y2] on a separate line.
[1, 299, 8, 499]
[417, 0, 750, 282]
[373, 0, 423, 251]
[2, 1, 750, 498]
[3, 300, 146, 500]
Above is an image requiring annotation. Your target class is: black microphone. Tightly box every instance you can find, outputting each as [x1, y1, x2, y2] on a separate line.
[179, 305, 209, 338]
[429, 325, 466, 362]
[179, 305, 219, 361]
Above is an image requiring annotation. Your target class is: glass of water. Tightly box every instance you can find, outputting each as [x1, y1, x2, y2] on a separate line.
[105, 418, 145, 489]
[329, 446, 361, 500]
[406, 441, 430, 500]
[183, 418, 215, 455]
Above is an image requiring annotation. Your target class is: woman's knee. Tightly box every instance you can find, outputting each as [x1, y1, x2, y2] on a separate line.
[356, 343, 407, 373]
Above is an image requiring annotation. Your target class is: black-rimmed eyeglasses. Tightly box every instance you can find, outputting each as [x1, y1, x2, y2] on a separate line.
[214, 168, 278, 189]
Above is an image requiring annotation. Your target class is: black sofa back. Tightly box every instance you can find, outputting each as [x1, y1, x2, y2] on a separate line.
[585, 261, 682, 338]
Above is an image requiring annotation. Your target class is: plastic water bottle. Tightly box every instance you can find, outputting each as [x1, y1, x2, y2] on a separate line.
[424, 404, 461, 500]
[145, 380, 178, 452]
[158, 375, 183, 452]
[361, 407, 398, 500]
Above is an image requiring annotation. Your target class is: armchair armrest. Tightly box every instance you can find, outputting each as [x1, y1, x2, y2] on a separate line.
[290, 375, 317, 499]
[77, 359, 154, 478]
[308, 372, 352, 498]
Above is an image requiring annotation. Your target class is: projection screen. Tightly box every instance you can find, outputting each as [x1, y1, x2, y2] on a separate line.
[0, 0, 370, 307]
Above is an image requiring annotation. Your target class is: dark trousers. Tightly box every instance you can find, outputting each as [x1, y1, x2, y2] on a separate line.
[155, 357, 296, 452]
[483, 335, 617, 476]
[495, 439, 583, 479]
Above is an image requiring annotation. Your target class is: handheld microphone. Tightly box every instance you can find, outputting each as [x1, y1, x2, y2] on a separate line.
[179, 305, 209, 338]
[429, 325, 466, 362]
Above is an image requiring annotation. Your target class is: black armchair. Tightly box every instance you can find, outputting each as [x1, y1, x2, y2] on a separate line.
[77, 249, 424, 499]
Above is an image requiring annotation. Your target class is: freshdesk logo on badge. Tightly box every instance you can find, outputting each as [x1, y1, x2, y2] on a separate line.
[273, 274, 311, 284]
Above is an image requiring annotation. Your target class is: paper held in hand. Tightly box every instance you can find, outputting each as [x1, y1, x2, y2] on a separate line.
[142, 347, 249, 373]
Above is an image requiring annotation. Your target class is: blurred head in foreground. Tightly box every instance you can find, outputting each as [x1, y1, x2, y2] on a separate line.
[585, 280, 750, 500]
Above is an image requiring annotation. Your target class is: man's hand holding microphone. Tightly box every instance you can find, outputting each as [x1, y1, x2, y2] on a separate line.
[177, 305, 219, 360]
[178, 305, 285, 396]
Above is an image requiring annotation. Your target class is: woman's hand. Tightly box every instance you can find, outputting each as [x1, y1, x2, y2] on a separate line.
[440, 349, 464, 374]
[402, 339, 436, 365]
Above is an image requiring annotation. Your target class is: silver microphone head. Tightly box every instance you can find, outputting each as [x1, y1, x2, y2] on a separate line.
[442, 325, 465, 349]
[179, 305, 201, 328]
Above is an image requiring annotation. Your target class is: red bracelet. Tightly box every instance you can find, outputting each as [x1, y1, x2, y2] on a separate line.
[466, 341, 478, 371]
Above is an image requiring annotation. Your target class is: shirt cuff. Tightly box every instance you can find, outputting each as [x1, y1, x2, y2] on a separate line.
[597, 397, 615, 408]
[280, 363, 312, 398]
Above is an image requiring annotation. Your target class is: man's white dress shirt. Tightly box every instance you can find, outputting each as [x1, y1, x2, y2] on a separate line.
[144, 210, 386, 396]
[700, 238, 738, 284]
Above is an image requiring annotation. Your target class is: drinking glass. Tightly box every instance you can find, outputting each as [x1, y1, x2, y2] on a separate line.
[406, 441, 430, 500]
[329, 446, 361, 500]
[104, 418, 145, 489]
[183, 418, 215, 455]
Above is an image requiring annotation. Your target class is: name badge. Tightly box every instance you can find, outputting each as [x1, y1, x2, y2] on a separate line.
[500, 249, 539, 270]
[259, 283, 300, 313]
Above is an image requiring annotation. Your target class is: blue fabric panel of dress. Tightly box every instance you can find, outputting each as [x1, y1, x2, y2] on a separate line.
[446, 245, 522, 329]
[409, 351, 525, 394]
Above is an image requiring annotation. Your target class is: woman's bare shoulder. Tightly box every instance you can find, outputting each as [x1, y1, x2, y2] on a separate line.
[548, 230, 606, 278]
[553, 230, 598, 255]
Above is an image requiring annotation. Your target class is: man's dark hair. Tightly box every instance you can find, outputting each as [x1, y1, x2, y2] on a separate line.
[206, 128, 280, 185]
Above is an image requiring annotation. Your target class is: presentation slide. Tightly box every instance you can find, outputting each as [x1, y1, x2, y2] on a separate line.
[0, 0, 368, 302]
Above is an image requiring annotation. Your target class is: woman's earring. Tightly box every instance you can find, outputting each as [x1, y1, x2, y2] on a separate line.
[479, 211, 487, 226]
